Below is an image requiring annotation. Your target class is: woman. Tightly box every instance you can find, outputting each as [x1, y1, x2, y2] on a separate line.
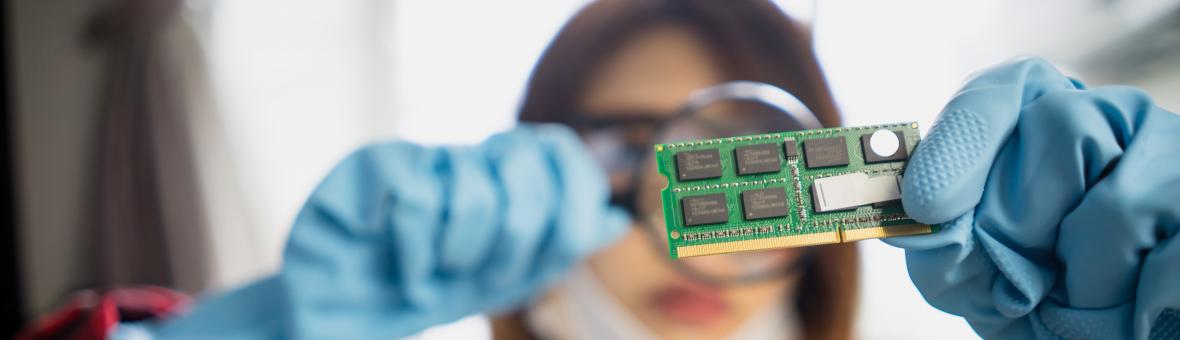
[504, 1, 854, 339]
[109, 2, 857, 339]
[30, 0, 1180, 339]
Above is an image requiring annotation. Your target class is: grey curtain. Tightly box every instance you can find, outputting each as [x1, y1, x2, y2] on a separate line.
[84, 0, 210, 292]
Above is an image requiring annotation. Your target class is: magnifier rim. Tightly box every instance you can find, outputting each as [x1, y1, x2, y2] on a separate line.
[634, 214, 816, 286]
[673, 80, 823, 132]
[631, 80, 825, 285]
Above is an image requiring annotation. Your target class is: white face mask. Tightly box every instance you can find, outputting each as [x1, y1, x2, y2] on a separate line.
[525, 265, 800, 340]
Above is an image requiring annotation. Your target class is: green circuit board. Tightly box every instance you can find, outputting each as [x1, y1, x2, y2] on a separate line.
[654, 122, 933, 259]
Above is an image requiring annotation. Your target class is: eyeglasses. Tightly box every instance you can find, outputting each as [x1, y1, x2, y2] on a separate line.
[575, 81, 825, 285]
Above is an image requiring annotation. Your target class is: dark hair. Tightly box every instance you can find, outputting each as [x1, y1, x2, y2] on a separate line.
[511, 1, 858, 339]
[518, 0, 842, 128]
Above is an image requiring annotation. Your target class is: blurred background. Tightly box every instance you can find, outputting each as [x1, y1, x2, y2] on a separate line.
[2, 0, 1178, 338]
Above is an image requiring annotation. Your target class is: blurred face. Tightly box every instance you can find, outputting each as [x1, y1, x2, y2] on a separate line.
[578, 24, 803, 339]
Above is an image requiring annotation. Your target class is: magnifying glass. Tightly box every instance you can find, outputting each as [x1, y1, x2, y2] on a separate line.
[629, 81, 825, 285]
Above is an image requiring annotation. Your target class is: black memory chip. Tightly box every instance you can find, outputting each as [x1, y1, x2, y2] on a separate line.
[784, 140, 798, 158]
[803, 137, 850, 168]
[675, 149, 723, 181]
[860, 131, 908, 164]
[681, 193, 729, 226]
[734, 143, 782, 175]
[741, 187, 790, 220]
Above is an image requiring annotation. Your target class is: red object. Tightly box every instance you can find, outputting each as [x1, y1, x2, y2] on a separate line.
[15, 286, 190, 340]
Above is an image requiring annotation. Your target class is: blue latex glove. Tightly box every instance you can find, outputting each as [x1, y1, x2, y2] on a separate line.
[884, 57, 1180, 339]
[121, 124, 631, 339]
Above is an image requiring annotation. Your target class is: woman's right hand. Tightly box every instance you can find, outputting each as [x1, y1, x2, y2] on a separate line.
[279, 124, 630, 338]
[142, 124, 630, 340]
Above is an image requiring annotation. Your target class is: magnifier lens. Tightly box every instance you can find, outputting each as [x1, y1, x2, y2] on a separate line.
[636, 106, 809, 282]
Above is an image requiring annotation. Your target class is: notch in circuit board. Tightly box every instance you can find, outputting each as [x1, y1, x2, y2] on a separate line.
[652, 122, 936, 259]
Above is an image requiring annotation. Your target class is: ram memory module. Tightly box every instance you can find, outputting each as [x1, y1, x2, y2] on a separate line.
[654, 122, 933, 259]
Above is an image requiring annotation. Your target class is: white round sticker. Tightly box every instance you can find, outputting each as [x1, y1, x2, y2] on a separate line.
[869, 129, 900, 157]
